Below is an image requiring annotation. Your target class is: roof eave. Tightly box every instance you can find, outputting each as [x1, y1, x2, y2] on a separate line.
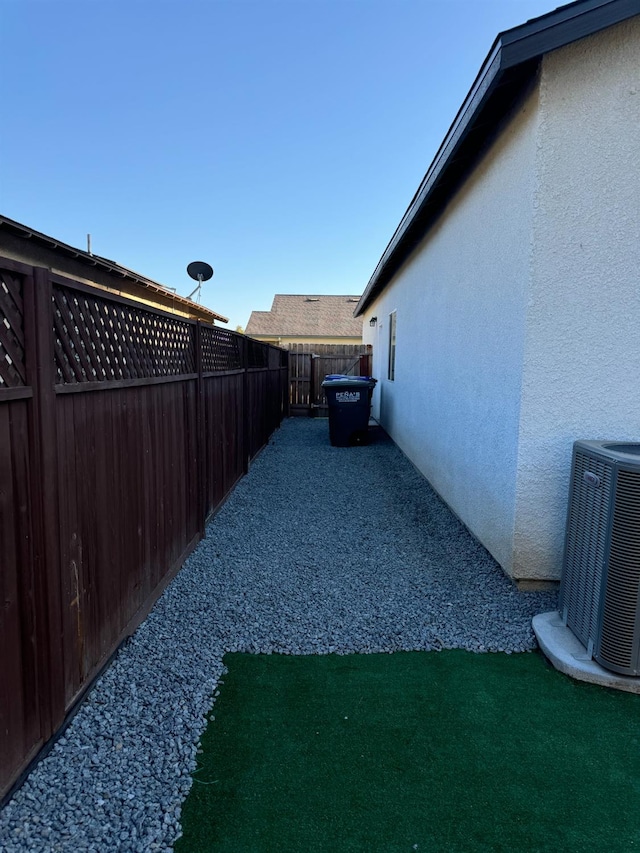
[0, 215, 228, 324]
[355, 0, 639, 318]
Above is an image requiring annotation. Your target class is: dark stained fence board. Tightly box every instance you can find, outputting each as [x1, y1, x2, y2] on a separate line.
[0, 258, 288, 802]
[0, 266, 66, 801]
[55, 378, 204, 710]
[29, 268, 65, 739]
[56, 392, 81, 705]
[289, 350, 311, 414]
[0, 400, 43, 790]
[204, 372, 245, 516]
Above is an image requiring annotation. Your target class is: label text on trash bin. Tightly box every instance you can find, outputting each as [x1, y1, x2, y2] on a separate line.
[336, 391, 361, 403]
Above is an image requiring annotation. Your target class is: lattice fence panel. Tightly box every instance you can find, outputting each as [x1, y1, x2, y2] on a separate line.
[53, 284, 196, 384]
[268, 346, 286, 369]
[0, 268, 27, 388]
[201, 326, 242, 372]
[246, 338, 269, 369]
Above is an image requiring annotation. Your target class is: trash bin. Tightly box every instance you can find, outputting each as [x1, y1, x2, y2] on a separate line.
[321, 376, 377, 447]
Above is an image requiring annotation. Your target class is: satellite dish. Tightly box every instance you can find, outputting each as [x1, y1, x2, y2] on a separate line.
[187, 261, 214, 282]
[186, 261, 214, 302]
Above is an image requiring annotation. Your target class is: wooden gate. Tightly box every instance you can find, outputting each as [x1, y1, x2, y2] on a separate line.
[288, 344, 372, 416]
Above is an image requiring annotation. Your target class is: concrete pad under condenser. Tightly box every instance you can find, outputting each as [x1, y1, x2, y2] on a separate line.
[533, 611, 640, 695]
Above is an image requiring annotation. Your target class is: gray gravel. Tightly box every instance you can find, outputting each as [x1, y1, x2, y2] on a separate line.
[0, 418, 557, 851]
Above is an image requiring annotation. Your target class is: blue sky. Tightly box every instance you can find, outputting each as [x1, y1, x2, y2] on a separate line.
[2, 0, 558, 329]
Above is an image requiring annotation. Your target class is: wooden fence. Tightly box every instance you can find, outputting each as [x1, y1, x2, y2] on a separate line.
[288, 343, 373, 416]
[0, 258, 288, 800]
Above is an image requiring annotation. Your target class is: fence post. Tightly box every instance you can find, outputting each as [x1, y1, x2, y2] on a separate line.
[26, 267, 65, 737]
[285, 350, 291, 418]
[195, 322, 206, 538]
[242, 337, 250, 473]
[283, 349, 289, 420]
[309, 353, 316, 419]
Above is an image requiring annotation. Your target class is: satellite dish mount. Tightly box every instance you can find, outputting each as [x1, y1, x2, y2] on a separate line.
[186, 261, 214, 302]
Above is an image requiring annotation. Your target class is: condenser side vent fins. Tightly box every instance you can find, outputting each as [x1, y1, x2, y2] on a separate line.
[598, 469, 640, 672]
[559, 440, 640, 677]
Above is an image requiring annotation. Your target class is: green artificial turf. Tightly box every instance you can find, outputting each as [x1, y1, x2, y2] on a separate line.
[176, 651, 640, 853]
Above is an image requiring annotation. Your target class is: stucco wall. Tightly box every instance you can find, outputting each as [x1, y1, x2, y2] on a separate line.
[363, 16, 640, 581]
[513, 16, 640, 579]
[363, 84, 540, 573]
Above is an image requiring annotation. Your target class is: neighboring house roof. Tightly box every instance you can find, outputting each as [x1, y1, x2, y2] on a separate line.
[246, 294, 363, 338]
[0, 214, 228, 324]
[355, 0, 639, 318]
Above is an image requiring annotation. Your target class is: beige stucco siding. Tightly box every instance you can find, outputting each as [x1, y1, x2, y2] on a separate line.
[250, 336, 362, 346]
[513, 16, 640, 579]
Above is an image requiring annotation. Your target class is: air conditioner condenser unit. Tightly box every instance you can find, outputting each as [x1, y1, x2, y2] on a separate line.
[560, 440, 640, 676]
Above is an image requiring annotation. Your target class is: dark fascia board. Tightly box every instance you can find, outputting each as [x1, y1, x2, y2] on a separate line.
[354, 0, 640, 318]
[0, 214, 228, 323]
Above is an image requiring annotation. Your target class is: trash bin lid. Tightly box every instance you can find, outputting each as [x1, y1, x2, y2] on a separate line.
[324, 375, 376, 381]
[322, 376, 377, 388]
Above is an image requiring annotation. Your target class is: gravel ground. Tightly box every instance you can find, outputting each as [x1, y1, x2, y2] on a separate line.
[0, 418, 557, 852]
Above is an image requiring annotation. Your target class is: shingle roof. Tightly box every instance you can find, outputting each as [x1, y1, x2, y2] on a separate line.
[246, 295, 363, 338]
